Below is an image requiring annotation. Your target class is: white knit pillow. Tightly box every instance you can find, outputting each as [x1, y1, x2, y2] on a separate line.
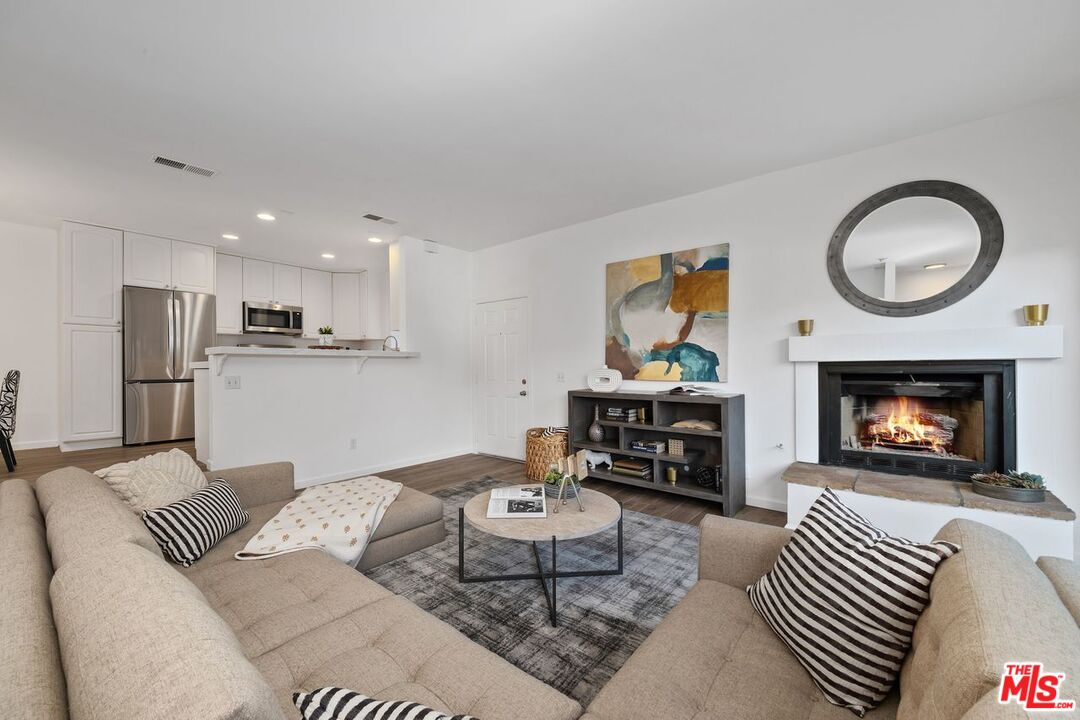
[95, 448, 207, 513]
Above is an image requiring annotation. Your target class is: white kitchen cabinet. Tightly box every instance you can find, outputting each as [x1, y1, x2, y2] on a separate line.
[60, 324, 122, 443]
[273, 263, 303, 306]
[61, 222, 123, 326]
[242, 258, 274, 303]
[301, 268, 332, 338]
[171, 240, 216, 293]
[242, 258, 300, 305]
[366, 267, 388, 340]
[331, 271, 367, 340]
[123, 232, 172, 289]
[125, 233, 215, 294]
[216, 254, 244, 334]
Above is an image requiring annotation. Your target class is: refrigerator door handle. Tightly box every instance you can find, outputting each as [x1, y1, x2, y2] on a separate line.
[167, 295, 176, 373]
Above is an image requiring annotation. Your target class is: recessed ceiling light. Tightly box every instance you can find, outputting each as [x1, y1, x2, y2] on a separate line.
[321, 253, 335, 259]
[256, 212, 276, 222]
[924, 263, 947, 270]
[221, 233, 239, 240]
[368, 237, 383, 243]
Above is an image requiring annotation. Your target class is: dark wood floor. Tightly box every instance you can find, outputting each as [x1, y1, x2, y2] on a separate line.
[5, 443, 785, 528]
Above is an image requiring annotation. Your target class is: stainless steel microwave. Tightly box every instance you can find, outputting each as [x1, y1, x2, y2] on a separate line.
[242, 301, 303, 335]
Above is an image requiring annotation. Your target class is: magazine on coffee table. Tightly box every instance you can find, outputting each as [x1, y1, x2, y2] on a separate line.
[487, 485, 547, 519]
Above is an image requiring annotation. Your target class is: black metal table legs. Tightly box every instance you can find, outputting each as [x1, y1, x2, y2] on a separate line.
[458, 505, 624, 627]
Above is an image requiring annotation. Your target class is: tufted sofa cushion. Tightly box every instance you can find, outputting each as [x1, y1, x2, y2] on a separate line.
[582, 578, 898, 720]
[185, 548, 579, 720]
[50, 542, 285, 720]
[35, 466, 162, 568]
[0, 479, 68, 718]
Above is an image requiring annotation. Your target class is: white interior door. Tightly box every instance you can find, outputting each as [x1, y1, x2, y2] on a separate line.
[475, 297, 530, 459]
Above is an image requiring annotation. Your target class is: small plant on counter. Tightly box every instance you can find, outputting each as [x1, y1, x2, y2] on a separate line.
[972, 470, 1045, 490]
[316, 326, 335, 346]
[318, 326, 334, 335]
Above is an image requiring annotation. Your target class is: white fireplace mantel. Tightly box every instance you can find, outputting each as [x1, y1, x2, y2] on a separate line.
[786, 324, 1071, 558]
[788, 325, 1063, 363]
[790, 325, 1063, 464]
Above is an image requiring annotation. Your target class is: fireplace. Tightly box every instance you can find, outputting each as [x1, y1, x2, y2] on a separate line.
[818, 361, 1016, 479]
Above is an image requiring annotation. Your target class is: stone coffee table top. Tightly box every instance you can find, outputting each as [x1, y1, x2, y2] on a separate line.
[463, 488, 621, 542]
[782, 462, 1075, 521]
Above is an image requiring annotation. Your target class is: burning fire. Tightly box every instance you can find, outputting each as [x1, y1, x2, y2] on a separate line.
[867, 396, 948, 454]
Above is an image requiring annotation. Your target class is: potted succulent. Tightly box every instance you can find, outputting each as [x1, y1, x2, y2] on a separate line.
[543, 467, 580, 499]
[970, 470, 1046, 503]
[317, 325, 334, 347]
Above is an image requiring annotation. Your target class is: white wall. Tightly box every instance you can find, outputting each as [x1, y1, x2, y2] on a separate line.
[208, 238, 474, 484]
[0, 220, 59, 449]
[471, 98, 1080, 534]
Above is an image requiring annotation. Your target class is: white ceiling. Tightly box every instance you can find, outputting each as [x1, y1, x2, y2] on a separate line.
[1, 1, 1079, 266]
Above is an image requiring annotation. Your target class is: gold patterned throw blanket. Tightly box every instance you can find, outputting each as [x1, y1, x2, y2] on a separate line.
[235, 476, 402, 567]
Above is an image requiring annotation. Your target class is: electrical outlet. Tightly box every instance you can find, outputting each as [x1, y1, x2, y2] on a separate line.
[556, 371, 565, 382]
[349, 438, 358, 450]
[224, 376, 241, 390]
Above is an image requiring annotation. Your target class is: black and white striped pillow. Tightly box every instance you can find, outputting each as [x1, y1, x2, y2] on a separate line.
[141, 480, 248, 567]
[293, 688, 477, 720]
[747, 488, 959, 717]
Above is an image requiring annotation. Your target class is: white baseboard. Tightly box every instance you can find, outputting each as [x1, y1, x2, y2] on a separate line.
[11, 439, 59, 451]
[746, 494, 787, 513]
[292, 447, 477, 489]
[59, 437, 123, 452]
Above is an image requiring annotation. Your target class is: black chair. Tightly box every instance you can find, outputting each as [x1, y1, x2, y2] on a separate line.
[0, 370, 20, 472]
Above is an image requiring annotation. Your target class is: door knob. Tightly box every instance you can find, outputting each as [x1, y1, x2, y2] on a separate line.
[519, 390, 528, 396]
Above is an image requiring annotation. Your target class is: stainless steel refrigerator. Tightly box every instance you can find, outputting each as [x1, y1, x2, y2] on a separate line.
[123, 286, 216, 444]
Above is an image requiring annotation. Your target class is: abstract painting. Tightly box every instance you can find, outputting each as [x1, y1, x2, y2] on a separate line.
[606, 244, 729, 382]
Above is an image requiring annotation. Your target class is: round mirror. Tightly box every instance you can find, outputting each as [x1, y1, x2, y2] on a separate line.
[827, 181, 1003, 316]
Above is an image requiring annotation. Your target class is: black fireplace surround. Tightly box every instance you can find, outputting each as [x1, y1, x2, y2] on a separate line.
[819, 361, 1016, 480]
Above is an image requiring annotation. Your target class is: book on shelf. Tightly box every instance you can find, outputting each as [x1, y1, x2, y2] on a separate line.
[486, 485, 547, 519]
[604, 406, 648, 423]
[630, 440, 666, 454]
[669, 385, 724, 396]
[610, 458, 653, 480]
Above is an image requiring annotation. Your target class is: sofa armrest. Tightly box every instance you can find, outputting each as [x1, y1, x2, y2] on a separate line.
[698, 515, 792, 588]
[204, 462, 296, 509]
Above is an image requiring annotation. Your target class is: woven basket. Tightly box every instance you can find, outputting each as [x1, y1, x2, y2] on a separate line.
[524, 428, 568, 482]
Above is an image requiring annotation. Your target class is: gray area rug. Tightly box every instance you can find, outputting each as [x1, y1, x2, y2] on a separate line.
[364, 476, 699, 706]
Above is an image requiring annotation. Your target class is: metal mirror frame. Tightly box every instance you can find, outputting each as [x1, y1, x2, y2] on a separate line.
[827, 180, 1003, 316]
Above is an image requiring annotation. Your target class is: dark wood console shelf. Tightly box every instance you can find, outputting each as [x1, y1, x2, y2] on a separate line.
[568, 390, 746, 517]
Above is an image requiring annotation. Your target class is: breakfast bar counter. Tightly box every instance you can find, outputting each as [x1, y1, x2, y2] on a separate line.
[196, 346, 423, 485]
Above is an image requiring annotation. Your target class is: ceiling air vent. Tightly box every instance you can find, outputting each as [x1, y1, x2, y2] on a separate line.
[153, 155, 216, 178]
[363, 213, 398, 225]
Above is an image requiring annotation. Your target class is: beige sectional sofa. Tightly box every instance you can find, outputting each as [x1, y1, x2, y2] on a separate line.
[582, 516, 1080, 720]
[2, 462, 581, 720]
[3, 459, 1079, 720]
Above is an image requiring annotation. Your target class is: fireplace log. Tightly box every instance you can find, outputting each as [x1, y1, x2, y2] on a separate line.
[864, 412, 958, 449]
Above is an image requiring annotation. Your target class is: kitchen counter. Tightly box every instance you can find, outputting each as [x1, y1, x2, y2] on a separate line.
[205, 346, 419, 358]
[194, 344, 428, 482]
[204, 346, 418, 375]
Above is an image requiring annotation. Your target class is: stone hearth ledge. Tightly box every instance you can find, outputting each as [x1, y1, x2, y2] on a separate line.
[782, 462, 1075, 522]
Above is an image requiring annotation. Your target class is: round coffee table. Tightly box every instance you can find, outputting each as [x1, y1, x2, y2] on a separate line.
[458, 488, 623, 626]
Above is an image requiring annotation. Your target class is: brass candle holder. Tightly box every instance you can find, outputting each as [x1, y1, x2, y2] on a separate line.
[797, 319, 814, 337]
[1023, 304, 1049, 326]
